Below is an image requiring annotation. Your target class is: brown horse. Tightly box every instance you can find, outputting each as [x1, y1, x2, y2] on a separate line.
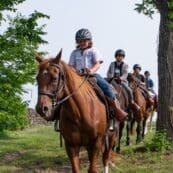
[35, 50, 118, 173]
[108, 79, 132, 152]
[127, 73, 149, 143]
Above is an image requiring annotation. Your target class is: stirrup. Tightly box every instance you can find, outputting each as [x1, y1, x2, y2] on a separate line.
[109, 119, 115, 131]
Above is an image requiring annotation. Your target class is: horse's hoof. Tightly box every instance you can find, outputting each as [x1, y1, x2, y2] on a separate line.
[110, 161, 116, 167]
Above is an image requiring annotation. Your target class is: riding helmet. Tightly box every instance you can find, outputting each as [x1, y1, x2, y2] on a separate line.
[115, 49, 125, 57]
[133, 64, 142, 70]
[75, 28, 92, 42]
[144, 70, 150, 75]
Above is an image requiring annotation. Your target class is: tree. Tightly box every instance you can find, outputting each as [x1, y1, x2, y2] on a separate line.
[135, 0, 173, 140]
[0, 1, 49, 130]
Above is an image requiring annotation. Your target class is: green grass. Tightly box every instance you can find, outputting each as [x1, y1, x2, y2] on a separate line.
[0, 124, 69, 173]
[0, 124, 173, 173]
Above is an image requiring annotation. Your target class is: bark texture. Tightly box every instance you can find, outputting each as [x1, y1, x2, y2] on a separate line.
[156, 1, 173, 140]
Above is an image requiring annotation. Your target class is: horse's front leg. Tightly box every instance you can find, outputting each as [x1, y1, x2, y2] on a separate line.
[65, 142, 80, 173]
[86, 136, 102, 173]
[126, 119, 131, 146]
[142, 116, 147, 138]
[116, 122, 124, 153]
[136, 120, 143, 144]
[102, 130, 118, 173]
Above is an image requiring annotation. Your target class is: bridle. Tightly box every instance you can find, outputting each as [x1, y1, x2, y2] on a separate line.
[38, 63, 66, 107]
[38, 63, 89, 108]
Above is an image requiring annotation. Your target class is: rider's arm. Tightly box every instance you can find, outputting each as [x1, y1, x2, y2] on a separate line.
[120, 63, 128, 81]
[107, 62, 114, 78]
[89, 61, 100, 73]
[90, 48, 102, 74]
[140, 75, 146, 85]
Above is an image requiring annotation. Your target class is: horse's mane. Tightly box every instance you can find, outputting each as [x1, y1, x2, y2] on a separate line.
[59, 60, 96, 98]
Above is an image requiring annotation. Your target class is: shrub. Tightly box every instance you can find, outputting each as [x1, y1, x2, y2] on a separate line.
[145, 131, 173, 152]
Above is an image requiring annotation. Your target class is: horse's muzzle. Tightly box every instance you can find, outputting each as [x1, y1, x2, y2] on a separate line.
[36, 103, 54, 121]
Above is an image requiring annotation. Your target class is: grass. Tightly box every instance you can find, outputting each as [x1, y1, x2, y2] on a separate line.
[0, 124, 173, 173]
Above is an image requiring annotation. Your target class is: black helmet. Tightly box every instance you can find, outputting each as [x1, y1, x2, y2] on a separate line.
[75, 28, 92, 42]
[144, 70, 150, 75]
[133, 64, 142, 70]
[115, 49, 125, 57]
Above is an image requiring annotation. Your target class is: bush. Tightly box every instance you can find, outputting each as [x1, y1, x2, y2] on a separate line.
[0, 95, 28, 131]
[145, 131, 173, 152]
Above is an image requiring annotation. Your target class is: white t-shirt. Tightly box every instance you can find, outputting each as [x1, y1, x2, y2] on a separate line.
[68, 47, 102, 71]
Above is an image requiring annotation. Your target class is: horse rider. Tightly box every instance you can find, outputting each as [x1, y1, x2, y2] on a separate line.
[68, 28, 128, 124]
[144, 70, 158, 109]
[132, 64, 154, 108]
[107, 49, 140, 112]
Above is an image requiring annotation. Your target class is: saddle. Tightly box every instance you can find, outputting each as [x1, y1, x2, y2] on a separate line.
[87, 76, 111, 120]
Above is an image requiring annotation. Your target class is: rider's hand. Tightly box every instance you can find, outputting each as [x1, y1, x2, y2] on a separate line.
[77, 68, 90, 75]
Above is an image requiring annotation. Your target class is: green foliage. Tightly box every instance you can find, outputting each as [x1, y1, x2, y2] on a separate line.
[134, 0, 157, 18]
[168, 1, 173, 30]
[0, 94, 28, 130]
[145, 131, 173, 152]
[0, 1, 49, 130]
[0, 0, 25, 21]
[135, 1, 173, 29]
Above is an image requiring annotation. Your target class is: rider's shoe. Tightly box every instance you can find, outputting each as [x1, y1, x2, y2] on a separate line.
[109, 99, 128, 122]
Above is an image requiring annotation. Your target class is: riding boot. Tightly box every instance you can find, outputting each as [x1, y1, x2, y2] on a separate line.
[130, 100, 141, 112]
[108, 99, 128, 122]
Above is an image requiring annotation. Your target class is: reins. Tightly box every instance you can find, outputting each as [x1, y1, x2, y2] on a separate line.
[55, 74, 90, 106]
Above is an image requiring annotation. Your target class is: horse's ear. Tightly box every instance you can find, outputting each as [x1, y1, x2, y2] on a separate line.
[54, 48, 62, 64]
[35, 53, 43, 63]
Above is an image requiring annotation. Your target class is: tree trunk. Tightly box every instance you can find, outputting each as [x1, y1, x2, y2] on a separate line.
[156, 1, 173, 140]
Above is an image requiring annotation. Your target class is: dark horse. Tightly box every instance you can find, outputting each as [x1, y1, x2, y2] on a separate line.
[35, 50, 118, 173]
[108, 79, 132, 152]
[127, 73, 149, 143]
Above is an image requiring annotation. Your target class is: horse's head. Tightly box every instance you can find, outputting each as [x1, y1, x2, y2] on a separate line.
[127, 73, 138, 89]
[35, 49, 65, 120]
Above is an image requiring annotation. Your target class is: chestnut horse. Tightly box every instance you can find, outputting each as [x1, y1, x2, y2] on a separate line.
[127, 73, 149, 143]
[35, 50, 118, 173]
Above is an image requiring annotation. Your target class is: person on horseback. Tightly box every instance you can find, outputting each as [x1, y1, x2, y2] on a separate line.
[107, 49, 140, 112]
[132, 64, 154, 109]
[69, 28, 128, 123]
[144, 70, 158, 109]
[144, 71, 154, 92]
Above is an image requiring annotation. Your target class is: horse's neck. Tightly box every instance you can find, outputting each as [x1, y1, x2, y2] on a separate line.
[63, 70, 95, 105]
[134, 87, 145, 105]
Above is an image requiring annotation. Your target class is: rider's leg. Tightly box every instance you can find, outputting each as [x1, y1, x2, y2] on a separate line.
[140, 87, 154, 107]
[121, 82, 140, 111]
[93, 74, 128, 122]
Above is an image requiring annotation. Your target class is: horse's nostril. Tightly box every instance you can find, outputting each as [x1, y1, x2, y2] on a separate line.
[43, 106, 48, 113]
